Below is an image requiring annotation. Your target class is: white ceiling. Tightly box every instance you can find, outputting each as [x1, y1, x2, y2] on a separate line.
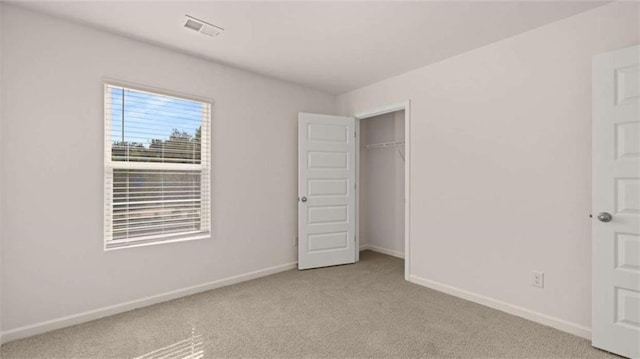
[13, 1, 605, 94]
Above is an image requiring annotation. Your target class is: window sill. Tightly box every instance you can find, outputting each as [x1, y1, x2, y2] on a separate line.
[104, 233, 210, 251]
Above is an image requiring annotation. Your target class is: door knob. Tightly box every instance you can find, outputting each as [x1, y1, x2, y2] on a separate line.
[300, 196, 308, 203]
[597, 212, 613, 223]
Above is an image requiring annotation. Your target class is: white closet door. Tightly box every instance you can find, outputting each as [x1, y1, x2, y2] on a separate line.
[298, 113, 356, 270]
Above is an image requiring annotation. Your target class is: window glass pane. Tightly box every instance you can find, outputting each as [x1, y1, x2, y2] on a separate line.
[112, 169, 204, 241]
[109, 87, 203, 164]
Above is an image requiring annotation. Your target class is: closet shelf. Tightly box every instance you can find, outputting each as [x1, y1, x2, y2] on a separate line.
[365, 140, 405, 150]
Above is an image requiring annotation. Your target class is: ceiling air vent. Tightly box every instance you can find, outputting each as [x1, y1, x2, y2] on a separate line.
[184, 15, 223, 37]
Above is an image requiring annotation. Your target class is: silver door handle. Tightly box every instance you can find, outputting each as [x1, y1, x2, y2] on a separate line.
[597, 212, 612, 223]
[300, 196, 308, 203]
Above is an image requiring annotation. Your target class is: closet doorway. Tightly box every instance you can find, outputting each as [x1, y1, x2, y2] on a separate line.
[355, 103, 410, 279]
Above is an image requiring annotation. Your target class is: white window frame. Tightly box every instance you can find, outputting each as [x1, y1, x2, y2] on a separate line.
[103, 80, 212, 250]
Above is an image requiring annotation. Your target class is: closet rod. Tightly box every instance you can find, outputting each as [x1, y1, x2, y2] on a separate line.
[365, 140, 405, 150]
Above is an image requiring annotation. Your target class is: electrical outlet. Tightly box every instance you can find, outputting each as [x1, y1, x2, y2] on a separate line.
[531, 271, 544, 288]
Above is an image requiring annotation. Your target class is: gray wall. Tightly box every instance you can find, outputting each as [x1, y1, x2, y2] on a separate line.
[0, 5, 336, 332]
[339, 2, 640, 334]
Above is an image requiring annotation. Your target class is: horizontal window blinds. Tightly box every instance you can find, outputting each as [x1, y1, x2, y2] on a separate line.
[104, 84, 211, 249]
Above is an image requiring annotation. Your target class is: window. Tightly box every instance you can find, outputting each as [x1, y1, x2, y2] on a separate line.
[104, 83, 211, 249]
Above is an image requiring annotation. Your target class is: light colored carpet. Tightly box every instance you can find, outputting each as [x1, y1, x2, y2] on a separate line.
[0, 251, 615, 359]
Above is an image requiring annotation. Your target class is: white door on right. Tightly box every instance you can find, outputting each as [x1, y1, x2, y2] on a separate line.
[593, 45, 640, 359]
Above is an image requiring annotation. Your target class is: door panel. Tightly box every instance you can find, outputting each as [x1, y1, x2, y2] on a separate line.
[298, 113, 356, 270]
[593, 45, 640, 358]
[308, 151, 348, 169]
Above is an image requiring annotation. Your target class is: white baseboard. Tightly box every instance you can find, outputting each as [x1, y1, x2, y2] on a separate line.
[360, 244, 404, 259]
[0, 262, 297, 345]
[408, 274, 591, 340]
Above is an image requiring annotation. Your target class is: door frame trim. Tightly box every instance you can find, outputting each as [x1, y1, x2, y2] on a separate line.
[354, 101, 411, 280]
